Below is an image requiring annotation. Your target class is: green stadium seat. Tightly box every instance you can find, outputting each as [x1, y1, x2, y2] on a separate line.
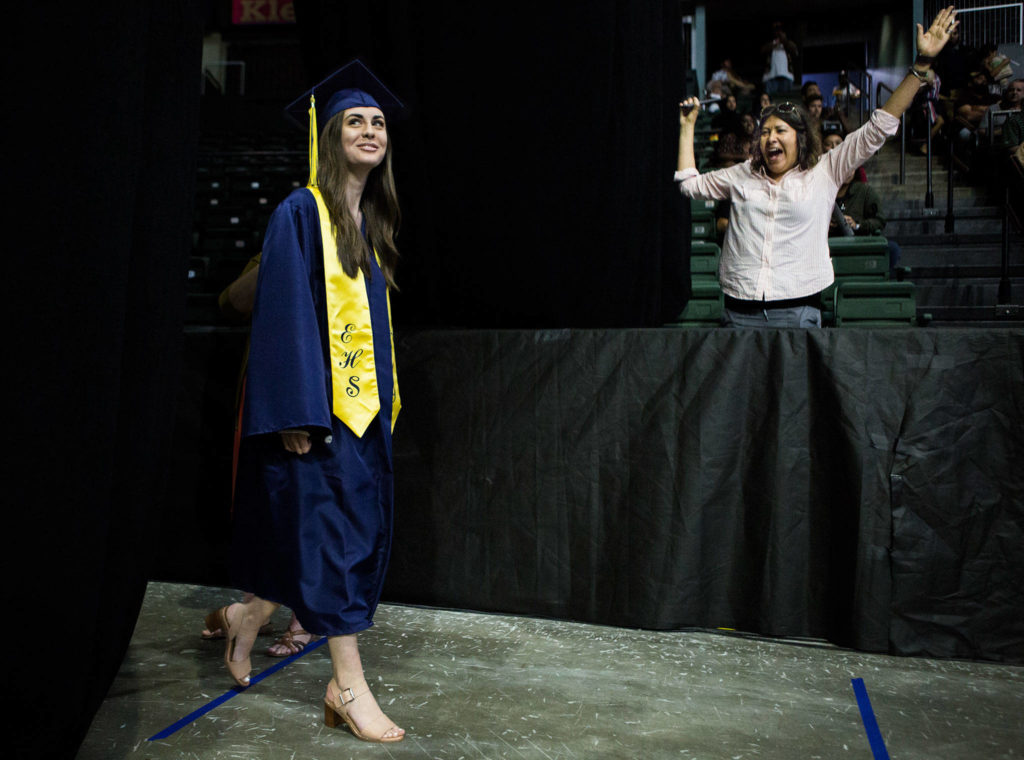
[834, 281, 916, 327]
[672, 278, 723, 324]
[691, 217, 716, 241]
[689, 198, 717, 241]
[819, 236, 893, 326]
[827, 236, 889, 279]
[690, 240, 720, 279]
[690, 198, 716, 215]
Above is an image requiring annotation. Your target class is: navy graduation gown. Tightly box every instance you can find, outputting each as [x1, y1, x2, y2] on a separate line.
[231, 188, 395, 636]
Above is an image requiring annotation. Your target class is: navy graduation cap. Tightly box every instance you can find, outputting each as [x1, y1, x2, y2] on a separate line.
[285, 59, 406, 137]
[286, 59, 405, 187]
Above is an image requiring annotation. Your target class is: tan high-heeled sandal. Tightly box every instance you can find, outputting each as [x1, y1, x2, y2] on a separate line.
[323, 679, 405, 743]
[208, 606, 252, 687]
[202, 608, 271, 640]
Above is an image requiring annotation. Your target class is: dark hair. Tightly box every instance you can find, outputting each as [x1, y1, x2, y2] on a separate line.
[751, 103, 822, 174]
[822, 121, 844, 138]
[800, 81, 819, 98]
[317, 110, 401, 290]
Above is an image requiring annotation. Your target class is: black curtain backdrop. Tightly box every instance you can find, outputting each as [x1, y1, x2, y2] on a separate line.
[6, 2, 683, 755]
[7, 3, 202, 758]
[385, 328, 1024, 663]
[294, 0, 690, 328]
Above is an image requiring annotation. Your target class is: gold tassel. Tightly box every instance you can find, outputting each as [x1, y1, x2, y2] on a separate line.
[308, 94, 318, 188]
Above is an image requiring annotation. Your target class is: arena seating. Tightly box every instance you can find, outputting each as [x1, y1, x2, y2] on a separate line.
[834, 281, 917, 326]
[826, 237, 917, 327]
[689, 196, 717, 241]
[670, 224, 918, 327]
[187, 133, 306, 324]
[674, 125, 923, 328]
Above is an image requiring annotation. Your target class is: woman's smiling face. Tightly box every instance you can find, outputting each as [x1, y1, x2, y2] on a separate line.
[340, 107, 388, 170]
[759, 115, 799, 178]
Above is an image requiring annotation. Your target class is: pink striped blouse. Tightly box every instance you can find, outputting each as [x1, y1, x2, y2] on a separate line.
[675, 109, 899, 301]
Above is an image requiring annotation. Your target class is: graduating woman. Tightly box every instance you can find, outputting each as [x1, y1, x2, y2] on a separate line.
[676, 7, 959, 327]
[209, 60, 406, 743]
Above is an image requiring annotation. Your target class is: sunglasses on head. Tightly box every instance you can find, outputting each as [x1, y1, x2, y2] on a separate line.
[760, 101, 798, 119]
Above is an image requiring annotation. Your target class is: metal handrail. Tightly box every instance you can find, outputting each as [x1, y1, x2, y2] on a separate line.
[946, 126, 954, 231]
[875, 81, 907, 186]
[944, 109, 1021, 234]
[999, 154, 1024, 305]
[863, 70, 873, 118]
[986, 108, 1019, 147]
[859, 70, 872, 126]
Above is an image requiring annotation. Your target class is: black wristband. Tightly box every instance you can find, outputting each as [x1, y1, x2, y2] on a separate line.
[915, 54, 935, 66]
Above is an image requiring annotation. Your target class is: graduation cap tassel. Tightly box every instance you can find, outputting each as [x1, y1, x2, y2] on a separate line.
[308, 94, 318, 188]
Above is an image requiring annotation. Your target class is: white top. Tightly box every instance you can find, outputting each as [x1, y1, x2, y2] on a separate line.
[675, 109, 899, 301]
[763, 45, 793, 82]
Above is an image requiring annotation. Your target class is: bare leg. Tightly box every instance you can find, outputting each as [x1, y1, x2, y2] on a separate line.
[223, 596, 279, 685]
[202, 592, 256, 638]
[324, 634, 404, 741]
[231, 597, 278, 660]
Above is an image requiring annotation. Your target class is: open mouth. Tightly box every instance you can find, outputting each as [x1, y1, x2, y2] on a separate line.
[766, 146, 784, 160]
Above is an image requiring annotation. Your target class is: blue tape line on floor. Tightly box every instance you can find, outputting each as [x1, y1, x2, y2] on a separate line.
[851, 677, 891, 760]
[147, 636, 327, 741]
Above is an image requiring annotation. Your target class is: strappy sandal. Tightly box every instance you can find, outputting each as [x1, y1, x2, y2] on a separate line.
[323, 679, 405, 743]
[202, 608, 271, 640]
[267, 628, 319, 657]
[208, 606, 253, 687]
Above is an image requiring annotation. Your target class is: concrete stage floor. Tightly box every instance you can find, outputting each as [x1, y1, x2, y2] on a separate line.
[78, 582, 1023, 759]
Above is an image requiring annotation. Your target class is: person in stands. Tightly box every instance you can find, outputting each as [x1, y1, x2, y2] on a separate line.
[676, 7, 958, 327]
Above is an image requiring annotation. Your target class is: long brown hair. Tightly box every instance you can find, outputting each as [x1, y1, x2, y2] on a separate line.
[316, 110, 400, 290]
[750, 103, 822, 175]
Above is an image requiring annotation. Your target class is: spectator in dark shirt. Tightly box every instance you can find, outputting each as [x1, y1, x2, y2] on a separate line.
[955, 69, 1000, 132]
[934, 25, 973, 97]
[1005, 110, 1024, 149]
[979, 78, 1024, 144]
[823, 131, 901, 275]
[801, 80, 822, 102]
[805, 93, 824, 125]
[713, 93, 743, 133]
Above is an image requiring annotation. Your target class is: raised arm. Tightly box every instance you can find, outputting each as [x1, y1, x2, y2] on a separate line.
[881, 6, 959, 119]
[677, 96, 701, 173]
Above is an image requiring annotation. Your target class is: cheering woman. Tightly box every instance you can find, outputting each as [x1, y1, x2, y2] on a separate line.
[676, 7, 959, 327]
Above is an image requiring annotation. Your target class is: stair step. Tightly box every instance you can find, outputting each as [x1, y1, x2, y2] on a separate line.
[906, 266, 1024, 279]
[893, 232, 1016, 245]
[919, 304, 1024, 324]
[888, 206, 1003, 218]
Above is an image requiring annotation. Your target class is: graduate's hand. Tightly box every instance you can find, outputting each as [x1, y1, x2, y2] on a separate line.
[280, 429, 312, 454]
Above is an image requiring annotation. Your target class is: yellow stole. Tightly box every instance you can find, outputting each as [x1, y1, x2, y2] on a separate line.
[308, 186, 400, 437]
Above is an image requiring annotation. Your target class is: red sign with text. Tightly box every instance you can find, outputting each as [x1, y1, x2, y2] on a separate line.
[232, 0, 295, 24]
